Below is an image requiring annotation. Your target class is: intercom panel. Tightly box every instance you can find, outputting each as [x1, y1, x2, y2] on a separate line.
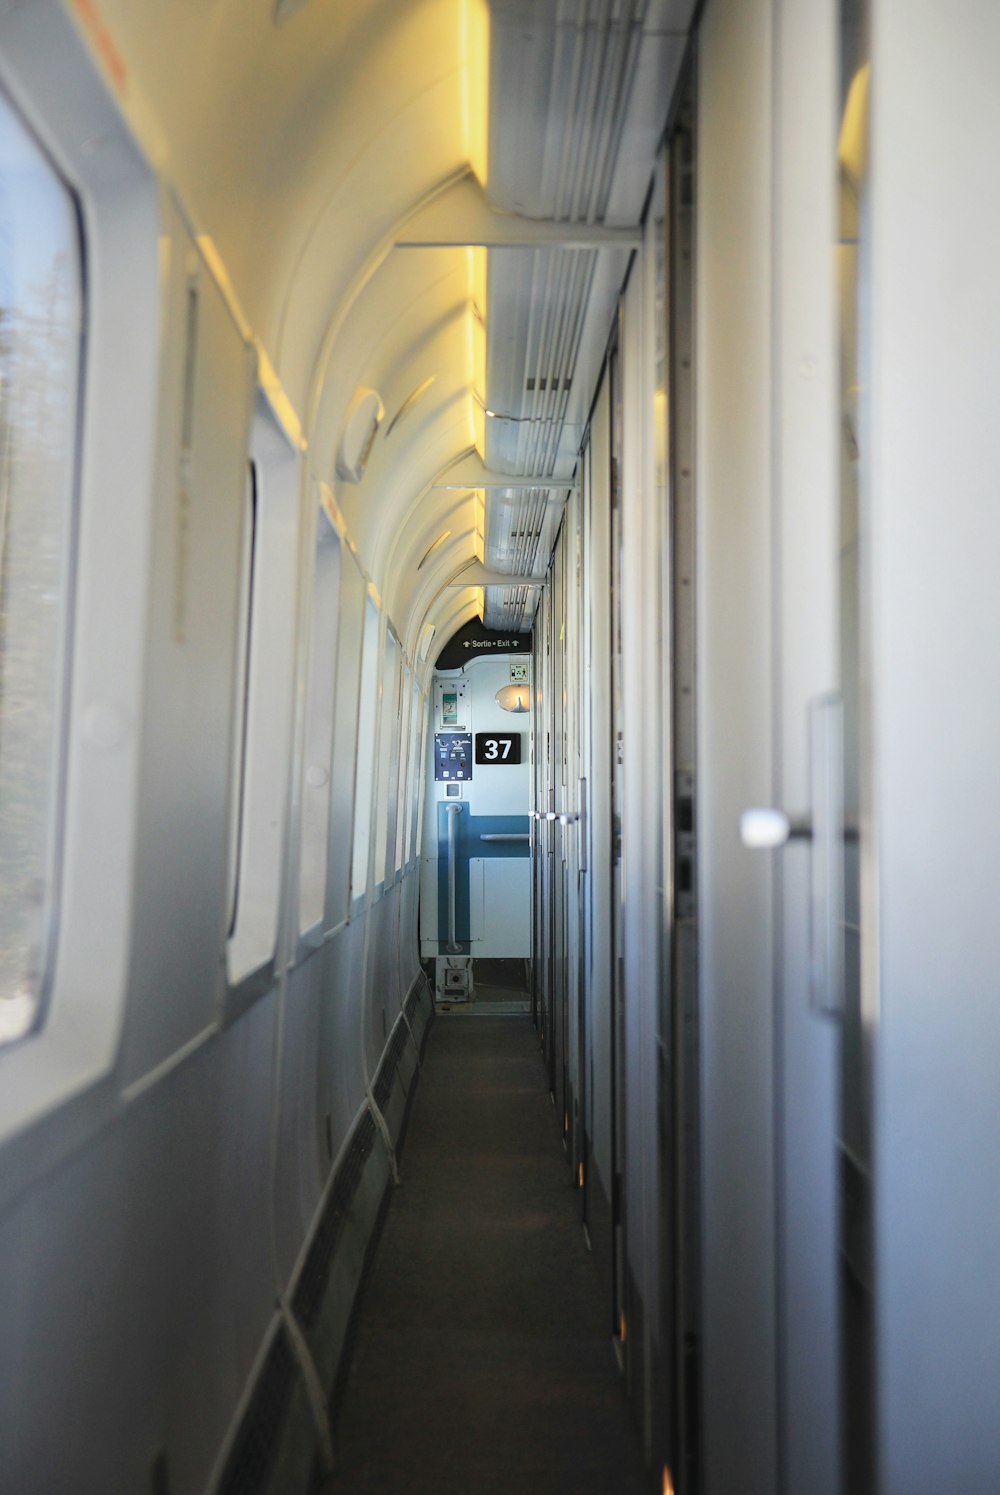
[434, 731, 473, 782]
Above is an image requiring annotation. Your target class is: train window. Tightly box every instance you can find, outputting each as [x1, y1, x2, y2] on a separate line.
[374, 632, 401, 883]
[226, 432, 301, 987]
[412, 675, 430, 855]
[226, 466, 256, 937]
[394, 664, 412, 872]
[405, 675, 423, 865]
[351, 597, 380, 898]
[298, 508, 341, 934]
[0, 93, 82, 1047]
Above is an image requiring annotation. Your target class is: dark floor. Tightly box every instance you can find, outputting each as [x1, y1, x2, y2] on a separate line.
[323, 1015, 651, 1494]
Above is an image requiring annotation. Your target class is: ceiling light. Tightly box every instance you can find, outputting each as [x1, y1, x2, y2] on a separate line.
[496, 685, 529, 713]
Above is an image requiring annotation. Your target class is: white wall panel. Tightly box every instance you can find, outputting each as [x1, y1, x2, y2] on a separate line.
[0, 991, 278, 1495]
[870, 5, 1000, 1490]
[587, 375, 614, 1203]
[772, 1, 842, 1490]
[121, 209, 255, 1086]
[697, 0, 777, 1488]
[274, 958, 327, 1282]
[620, 238, 664, 1346]
[315, 921, 370, 1152]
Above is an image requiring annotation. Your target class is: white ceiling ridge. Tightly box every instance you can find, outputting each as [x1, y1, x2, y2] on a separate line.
[432, 450, 577, 493]
[395, 174, 642, 249]
[303, 166, 474, 436]
[446, 561, 546, 588]
[369, 404, 478, 589]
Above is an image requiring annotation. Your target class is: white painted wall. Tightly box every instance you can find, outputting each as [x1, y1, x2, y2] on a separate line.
[696, 0, 778, 1488]
[420, 651, 532, 960]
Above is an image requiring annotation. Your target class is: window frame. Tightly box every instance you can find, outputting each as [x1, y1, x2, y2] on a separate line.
[297, 500, 342, 940]
[225, 404, 303, 1004]
[350, 595, 381, 903]
[0, 83, 84, 1051]
[0, 30, 166, 1195]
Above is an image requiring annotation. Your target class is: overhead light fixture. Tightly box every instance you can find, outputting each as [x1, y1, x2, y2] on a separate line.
[495, 685, 529, 713]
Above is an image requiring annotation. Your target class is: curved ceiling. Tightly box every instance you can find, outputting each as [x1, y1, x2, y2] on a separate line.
[81, 0, 695, 672]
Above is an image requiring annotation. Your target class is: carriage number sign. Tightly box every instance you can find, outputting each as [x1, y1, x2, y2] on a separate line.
[474, 733, 522, 765]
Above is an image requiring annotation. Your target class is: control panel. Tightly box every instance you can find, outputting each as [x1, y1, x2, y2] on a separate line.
[434, 732, 473, 782]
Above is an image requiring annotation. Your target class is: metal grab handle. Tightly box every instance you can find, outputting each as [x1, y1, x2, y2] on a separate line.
[445, 803, 463, 953]
[479, 833, 530, 842]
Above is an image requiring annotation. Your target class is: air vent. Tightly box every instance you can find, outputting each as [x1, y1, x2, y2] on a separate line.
[525, 376, 571, 392]
[292, 1111, 378, 1329]
[216, 1327, 296, 1495]
[373, 1018, 412, 1111]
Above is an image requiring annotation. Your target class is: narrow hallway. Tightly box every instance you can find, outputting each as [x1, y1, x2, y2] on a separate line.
[324, 1015, 650, 1495]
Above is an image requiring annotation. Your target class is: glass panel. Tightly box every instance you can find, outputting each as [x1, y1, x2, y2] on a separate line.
[411, 681, 426, 862]
[0, 93, 82, 1045]
[394, 664, 411, 871]
[226, 465, 255, 937]
[374, 632, 400, 883]
[298, 511, 341, 933]
[350, 598, 380, 898]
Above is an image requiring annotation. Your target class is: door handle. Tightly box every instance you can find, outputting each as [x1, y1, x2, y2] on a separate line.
[740, 694, 845, 1015]
[739, 809, 812, 847]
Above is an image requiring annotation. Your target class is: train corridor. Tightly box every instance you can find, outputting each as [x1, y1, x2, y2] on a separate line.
[323, 1009, 648, 1495]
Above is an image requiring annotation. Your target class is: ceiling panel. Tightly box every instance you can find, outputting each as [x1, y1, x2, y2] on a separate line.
[476, 0, 694, 631]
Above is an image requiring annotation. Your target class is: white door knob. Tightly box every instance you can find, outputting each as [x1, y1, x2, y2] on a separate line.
[740, 808, 792, 849]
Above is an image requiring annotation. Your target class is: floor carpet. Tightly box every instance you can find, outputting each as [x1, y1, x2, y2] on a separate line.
[322, 1014, 651, 1495]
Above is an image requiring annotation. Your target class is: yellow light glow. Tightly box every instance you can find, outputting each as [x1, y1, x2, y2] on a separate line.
[619, 1311, 627, 1344]
[319, 483, 348, 540]
[839, 63, 870, 188]
[464, 250, 488, 453]
[838, 64, 869, 244]
[495, 686, 529, 714]
[459, 0, 489, 455]
[195, 234, 305, 453]
[460, 0, 489, 189]
[663, 1468, 676, 1495]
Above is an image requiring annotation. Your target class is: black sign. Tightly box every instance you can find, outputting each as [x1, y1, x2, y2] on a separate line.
[474, 732, 522, 765]
[436, 618, 533, 671]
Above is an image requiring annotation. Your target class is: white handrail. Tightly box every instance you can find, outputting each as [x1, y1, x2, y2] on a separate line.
[445, 803, 463, 952]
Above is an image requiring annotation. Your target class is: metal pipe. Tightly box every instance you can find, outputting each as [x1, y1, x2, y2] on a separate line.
[445, 802, 463, 952]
